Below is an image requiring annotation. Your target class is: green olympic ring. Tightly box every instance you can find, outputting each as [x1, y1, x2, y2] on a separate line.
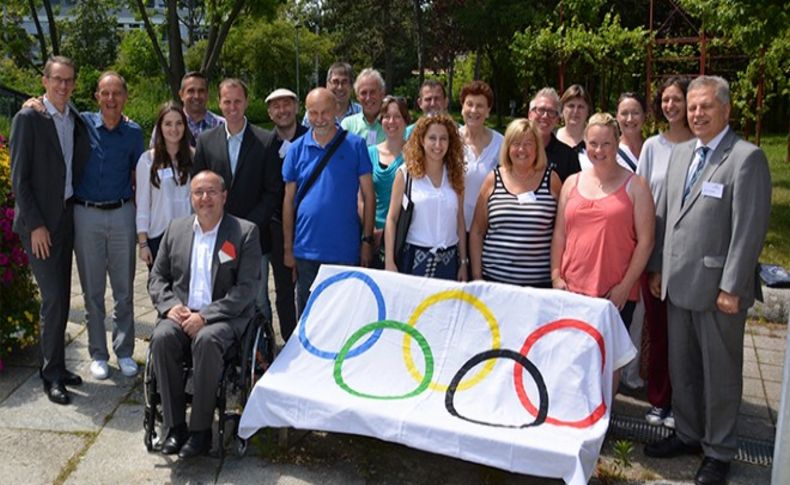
[334, 320, 434, 400]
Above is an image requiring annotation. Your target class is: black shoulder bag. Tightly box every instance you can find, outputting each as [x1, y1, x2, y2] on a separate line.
[294, 129, 348, 214]
[393, 170, 414, 271]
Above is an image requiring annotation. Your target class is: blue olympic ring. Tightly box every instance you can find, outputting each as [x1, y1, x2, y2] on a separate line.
[299, 270, 387, 359]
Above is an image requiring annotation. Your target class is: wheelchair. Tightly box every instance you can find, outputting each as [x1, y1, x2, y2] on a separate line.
[142, 311, 277, 458]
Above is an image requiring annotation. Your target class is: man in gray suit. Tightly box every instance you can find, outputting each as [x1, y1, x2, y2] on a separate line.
[148, 170, 261, 458]
[644, 76, 771, 485]
[10, 56, 91, 405]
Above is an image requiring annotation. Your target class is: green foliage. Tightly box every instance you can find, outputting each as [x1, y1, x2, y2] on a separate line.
[71, 67, 102, 113]
[123, 82, 173, 140]
[219, 14, 336, 102]
[0, 2, 36, 70]
[60, 0, 120, 73]
[761, 134, 790, 268]
[114, 29, 162, 83]
[0, 59, 41, 97]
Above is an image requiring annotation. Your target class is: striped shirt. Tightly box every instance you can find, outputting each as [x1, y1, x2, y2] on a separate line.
[482, 167, 557, 286]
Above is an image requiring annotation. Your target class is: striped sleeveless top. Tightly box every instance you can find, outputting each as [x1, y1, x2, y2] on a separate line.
[482, 166, 557, 286]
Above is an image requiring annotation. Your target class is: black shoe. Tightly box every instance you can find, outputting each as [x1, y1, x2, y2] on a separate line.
[178, 430, 212, 458]
[43, 380, 71, 405]
[695, 457, 730, 485]
[160, 424, 189, 455]
[644, 434, 702, 458]
[63, 369, 83, 387]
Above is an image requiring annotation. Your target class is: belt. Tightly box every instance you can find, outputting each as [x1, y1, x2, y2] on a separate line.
[73, 198, 131, 210]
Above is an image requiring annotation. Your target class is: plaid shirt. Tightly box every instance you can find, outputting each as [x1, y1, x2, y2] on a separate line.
[187, 110, 225, 143]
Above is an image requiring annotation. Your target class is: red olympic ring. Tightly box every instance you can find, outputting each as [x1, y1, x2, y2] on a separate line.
[513, 319, 607, 428]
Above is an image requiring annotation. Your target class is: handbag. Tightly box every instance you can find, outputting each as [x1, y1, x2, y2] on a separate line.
[393, 171, 414, 271]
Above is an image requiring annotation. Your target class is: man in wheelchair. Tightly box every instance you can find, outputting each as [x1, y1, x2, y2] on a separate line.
[147, 170, 262, 458]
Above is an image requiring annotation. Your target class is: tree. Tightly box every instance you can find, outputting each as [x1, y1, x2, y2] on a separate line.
[131, 0, 278, 99]
[61, 0, 119, 73]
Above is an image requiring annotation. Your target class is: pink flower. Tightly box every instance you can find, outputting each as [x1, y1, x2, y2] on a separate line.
[11, 246, 26, 265]
[0, 254, 8, 266]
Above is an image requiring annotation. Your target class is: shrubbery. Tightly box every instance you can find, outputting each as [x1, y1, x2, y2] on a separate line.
[0, 135, 41, 361]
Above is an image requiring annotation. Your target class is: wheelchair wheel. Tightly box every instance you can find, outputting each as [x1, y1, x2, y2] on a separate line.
[142, 347, 163, 452]
[245, 316, 277, 400]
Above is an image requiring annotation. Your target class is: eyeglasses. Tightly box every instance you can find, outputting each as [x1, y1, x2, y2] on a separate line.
[328, 78, 350, 87]
[530, 107, 559, 118]
[191, 189, 221, 198]
[47, 76, 75, 86]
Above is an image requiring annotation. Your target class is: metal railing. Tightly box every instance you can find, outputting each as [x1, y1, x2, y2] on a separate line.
[0, 84, 32, 120]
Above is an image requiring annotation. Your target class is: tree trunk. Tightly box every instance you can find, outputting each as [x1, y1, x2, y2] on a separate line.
[167, 0, 185, 91]
[473, 46, 481, 80]
[413, 0, 424, 86]
[42, 0, 58, 55]
[383, 0, 393, 91]
[133, 0, 176, 98]
[201, 0, 246, 79]
[27, 0, 48, 63]
[447, 59, 455, 111]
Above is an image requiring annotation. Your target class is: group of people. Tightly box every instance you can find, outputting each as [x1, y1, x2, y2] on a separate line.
[10, 55, 771, 485]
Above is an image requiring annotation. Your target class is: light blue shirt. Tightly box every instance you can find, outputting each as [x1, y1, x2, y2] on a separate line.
[226, 118, 247, 177]
[43, 96, 74, 200]
[686, 126, 729, 188]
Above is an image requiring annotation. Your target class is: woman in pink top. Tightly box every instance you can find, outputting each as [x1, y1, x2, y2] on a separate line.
[551, 113, 655, 329]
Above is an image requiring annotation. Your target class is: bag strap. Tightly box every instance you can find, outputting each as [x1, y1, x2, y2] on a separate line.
[295, 129, 348, 211]
[617, 147, 637, 171]
[404, 170, 413, 201]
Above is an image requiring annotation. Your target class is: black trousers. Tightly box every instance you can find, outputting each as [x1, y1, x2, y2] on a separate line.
[269, 220, 297, 341]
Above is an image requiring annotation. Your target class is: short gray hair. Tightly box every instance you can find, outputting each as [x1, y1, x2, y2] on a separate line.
[688, 76, 730, 105]
[355, 68, 385, 93]
[529, 87, 560, 110]
[327, 62, 354, 83]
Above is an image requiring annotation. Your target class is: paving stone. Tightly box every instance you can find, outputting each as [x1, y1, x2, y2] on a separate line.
[743, 360, 760, 379]
[742, 377, 764, 398]
[216, 460, 365, 485]
[0, 365, 36, 403]
[759, 363, 785, 383]
[65, 403, 219, 485]
[737, 413, 776, 441]
[757, 349, 786, 366]
[764, 381, 783, 403]
[0, 428, 87, 484]
[743, 346, 758, 363]
[752, 335, 788, 352]
[0, 360, 137, 433]
[739, 398, 771, 420]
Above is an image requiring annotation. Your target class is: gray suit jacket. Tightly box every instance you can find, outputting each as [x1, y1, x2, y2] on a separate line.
[10, 105, 91, 235]
[148, 214, 262, 338]
[650, 128, 771, 311]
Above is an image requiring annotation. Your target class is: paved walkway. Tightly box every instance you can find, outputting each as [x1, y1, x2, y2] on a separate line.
[0, 262, 785, 484]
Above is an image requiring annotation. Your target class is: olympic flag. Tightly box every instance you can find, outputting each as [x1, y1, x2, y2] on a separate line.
[239, 266, 636, 484]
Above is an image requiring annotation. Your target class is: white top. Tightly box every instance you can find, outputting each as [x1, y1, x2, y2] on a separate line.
[401, 165, 460, 250]
[462, 128, 503, 230]
[637, 133, 675, 203]
[135, 150, 192, 239]
[188, 216, 220, 310]
[616, 143, 638, 172]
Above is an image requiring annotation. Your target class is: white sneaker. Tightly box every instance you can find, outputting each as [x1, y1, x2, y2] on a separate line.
[118, 357, 139, 377]
[90, 360, 110, 380]
[664, 411, 675, 429]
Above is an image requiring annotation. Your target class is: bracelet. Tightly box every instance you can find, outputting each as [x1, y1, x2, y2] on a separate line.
[138, 241, 148, 248]
[459, 257, 469, 265]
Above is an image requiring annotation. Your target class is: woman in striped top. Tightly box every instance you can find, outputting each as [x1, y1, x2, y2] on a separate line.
[469, 119, 561, 287]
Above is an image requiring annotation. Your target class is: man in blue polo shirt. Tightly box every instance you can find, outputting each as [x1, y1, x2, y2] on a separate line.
[283, 87, 375, 315]
[74, 71, 144, 380]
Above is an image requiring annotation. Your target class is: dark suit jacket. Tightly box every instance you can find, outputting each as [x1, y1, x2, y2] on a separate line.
[650, 128, 771, 311]
[10, 105, 91, 235]
[192, 123, 281, 253]
[148, 214, 262, 338]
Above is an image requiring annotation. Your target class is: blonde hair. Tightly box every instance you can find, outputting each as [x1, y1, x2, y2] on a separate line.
[499, 119, 547, 172]
[584, 112, 620, 141]
[403, 114, 464, 195]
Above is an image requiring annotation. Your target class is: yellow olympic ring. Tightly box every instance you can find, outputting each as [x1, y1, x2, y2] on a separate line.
[402, 290, 501, 392]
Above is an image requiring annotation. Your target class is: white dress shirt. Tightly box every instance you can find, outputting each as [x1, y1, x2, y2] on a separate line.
[187, 216, 221, 310]
[43, 96, 75, 200]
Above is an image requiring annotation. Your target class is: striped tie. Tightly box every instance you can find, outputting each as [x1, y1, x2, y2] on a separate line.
[683, 146, 710, 205]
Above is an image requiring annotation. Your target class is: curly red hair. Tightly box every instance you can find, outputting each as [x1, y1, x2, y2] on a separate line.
[403, 114, 464, 195]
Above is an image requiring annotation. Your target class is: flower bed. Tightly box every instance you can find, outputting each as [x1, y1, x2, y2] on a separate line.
[0, 133, 41, 365]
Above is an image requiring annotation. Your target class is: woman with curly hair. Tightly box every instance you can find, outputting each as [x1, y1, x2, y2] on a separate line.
[135, 101, 194, 268]
[384, 113, 467, 281]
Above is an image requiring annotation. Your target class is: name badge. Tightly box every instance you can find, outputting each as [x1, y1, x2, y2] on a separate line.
[279, 139, 292, 159]
[366, 130, 378, 145]
[157, 168, 174, 179]
[701, 181, 724, 199]
[517, 191, 537, 204]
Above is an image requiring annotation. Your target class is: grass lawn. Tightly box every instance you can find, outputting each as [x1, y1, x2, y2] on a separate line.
[761, 134, 789, 267]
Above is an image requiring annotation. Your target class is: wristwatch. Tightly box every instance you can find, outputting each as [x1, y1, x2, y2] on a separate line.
[361, 234, 375, 244]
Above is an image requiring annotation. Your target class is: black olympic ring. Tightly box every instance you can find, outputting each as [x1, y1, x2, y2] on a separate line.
[445, 349, 549, 428]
